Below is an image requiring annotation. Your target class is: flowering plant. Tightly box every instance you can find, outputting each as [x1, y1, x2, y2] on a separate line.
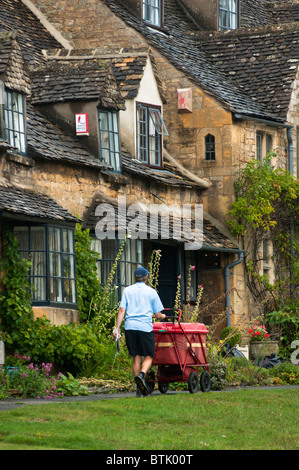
[4, 353, 88, 398]
[248, 322, 270, 342]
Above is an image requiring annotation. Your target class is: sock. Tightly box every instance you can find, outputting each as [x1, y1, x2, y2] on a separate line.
[140, 371, 145, 379]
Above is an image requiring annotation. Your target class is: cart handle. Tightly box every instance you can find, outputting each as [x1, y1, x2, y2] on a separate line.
[162, 308, 182, 323]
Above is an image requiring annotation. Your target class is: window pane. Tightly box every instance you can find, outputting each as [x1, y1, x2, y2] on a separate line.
[149, 108, 168, 136]
[32, 277, 46, 301]
[98, 110, 121, 172]
[137, 104, 162, 166]
[3, 90, 26, 153]
[31, 226, 46, 250]
[31, 252, 46, 276]
[13, 226, 29, 251]
[143, 0, 161, 27]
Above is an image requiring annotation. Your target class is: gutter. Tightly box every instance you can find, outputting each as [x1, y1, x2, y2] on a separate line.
[224, 251, 244, 327]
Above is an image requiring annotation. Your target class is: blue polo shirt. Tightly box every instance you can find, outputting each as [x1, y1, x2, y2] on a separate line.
[120, 282, 164, 332]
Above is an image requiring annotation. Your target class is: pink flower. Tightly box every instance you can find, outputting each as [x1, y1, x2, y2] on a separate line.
[191, 266, 196, 271]
[22, 373, 27, 378]
[178, 275, 181, 279]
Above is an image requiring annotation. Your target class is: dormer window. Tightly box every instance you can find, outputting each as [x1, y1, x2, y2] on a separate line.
[136, 102, 168, 167]
[219, 0, 239, 31]
[98, 109, 121, 172]
[3, 89, 26, 154]
[142, 0, 162, 28]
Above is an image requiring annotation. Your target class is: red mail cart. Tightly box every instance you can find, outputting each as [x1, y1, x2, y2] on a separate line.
[147, 309, 211, 394]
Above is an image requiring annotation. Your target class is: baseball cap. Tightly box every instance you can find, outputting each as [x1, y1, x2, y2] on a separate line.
[134, 266, 150, 277]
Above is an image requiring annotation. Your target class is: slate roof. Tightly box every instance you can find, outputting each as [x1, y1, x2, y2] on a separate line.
[0, 34, 31, 95]
[30, 50, 165, 104]
[271, 0, 299, 23]
[0, 185, 78, 223]
[0, 0, 61, 66]
[121, 150, 204, 188]
[84, 195, 240, 251]
[26, 102, 112, 171]
[102, 0, 285, 123]
[30, 55, 126, 110]
[197, 23, 299, 119]
[239, 0, 276, 28]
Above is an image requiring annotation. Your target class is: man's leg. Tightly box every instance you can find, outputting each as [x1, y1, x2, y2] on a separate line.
[132, 355, 141, 377]
[141, 356, 153, 375]
[134, 356, 154, 396]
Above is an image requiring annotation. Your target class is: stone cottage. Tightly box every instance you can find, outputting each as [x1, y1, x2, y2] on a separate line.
[1, 0, 298, 333]
[0, 0, 242, 335]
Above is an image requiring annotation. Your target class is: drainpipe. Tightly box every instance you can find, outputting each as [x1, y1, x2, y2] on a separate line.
[287, 126, 294, 175]
[224, 251, 244, 327]
[287, 126, 295, 294]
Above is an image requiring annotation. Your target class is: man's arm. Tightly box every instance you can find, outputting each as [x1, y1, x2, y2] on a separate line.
[154, 311, 166, 320]
[113, 307, 126, 339]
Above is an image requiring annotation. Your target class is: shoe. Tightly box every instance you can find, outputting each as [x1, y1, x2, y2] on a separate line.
[135, 373, 149, 396]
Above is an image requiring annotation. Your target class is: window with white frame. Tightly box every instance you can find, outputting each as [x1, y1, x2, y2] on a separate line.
[98, 109, 121, 172]
[136, 102, 168, 167]
[13, 225, 77, 305]
[142, 0, 162, 27]
[3, 89, 26, 154]
[219, 0, 238, 31]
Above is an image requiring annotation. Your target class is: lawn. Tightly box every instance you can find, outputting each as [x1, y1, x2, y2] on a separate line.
[0, 388, 298, 451]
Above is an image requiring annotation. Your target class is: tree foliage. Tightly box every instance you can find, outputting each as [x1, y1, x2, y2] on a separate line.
[227, 156, 299, 310]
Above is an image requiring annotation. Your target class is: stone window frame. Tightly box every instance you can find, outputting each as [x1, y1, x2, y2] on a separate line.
[204, 133, 216, 161]
[256, 131, 274, 161]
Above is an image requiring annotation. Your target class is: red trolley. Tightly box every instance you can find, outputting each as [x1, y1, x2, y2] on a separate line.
[147, 309, 211, 394]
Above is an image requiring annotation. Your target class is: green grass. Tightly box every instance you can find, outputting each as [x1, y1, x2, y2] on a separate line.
[0, 389, 298, 450]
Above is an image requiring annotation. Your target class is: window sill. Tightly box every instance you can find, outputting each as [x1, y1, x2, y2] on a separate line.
[101, 170, 129, 184]
[7, 151, 35, 167]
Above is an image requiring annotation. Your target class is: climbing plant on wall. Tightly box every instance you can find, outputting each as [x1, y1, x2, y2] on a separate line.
[227, 156, 299, 311]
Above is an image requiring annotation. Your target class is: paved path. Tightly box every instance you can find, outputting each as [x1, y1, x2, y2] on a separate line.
[1, 385, 298, 412]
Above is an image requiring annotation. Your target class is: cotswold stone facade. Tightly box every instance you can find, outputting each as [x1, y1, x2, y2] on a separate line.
[1, 0, 298, 334]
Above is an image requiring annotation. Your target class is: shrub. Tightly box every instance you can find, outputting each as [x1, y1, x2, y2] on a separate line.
[220, 326, 242, 348]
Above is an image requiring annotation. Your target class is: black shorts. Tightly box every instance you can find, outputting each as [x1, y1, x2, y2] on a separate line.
[124, 330, 155, 357]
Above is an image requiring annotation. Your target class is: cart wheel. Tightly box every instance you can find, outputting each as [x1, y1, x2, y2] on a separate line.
[146, 371, 155, 394]
[158, 381, 169, 394]
[200, 370, 211, 392]
[188, 371, 199, 393]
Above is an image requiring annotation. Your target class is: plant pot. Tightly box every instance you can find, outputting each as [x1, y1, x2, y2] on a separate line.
[249, 341, 279, 361]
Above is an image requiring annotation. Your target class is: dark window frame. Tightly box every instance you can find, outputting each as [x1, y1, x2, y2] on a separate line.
[91, 236, 143, 300]
[142, 0, 163, 28]
[98, 108, 122, 173]
[205, 134, 216, 161]
[136, 102, 168, 168]
[13, 223, 77, 308]
[3, 89, 26, 155]
[219, 0, 239, 31]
